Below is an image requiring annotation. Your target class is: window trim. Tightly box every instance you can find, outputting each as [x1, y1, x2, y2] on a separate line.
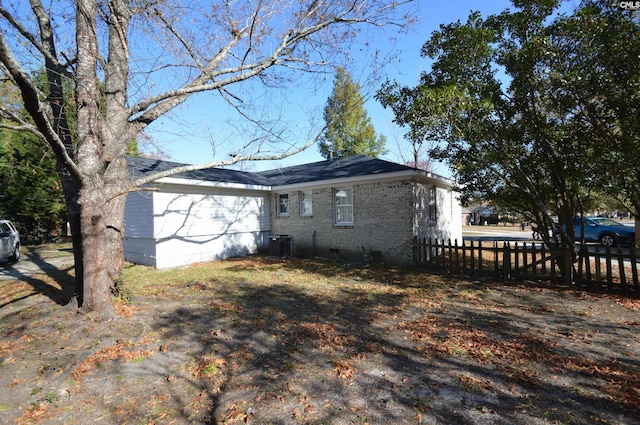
[428, 185, 437, 224]
[334, 187, 353, 226]
[300, 190, 313, 217]
[277, 193, 289, 216]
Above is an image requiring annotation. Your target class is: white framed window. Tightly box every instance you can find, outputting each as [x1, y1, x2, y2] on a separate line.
[428, 185, 437, 223]
[300, 191, 312, 216]
[334, 187, 353, 225]
[278, 194, 289, 216]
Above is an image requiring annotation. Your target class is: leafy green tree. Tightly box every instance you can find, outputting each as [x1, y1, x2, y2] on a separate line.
[540, 0, 640, 241]
[379, 0, 639, 253]
[0, 130, 67, 243]
[0, 74, 139, 245]
[319, 67, 387, 159]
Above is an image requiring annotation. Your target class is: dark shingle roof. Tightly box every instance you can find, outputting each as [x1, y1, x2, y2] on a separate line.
[256, 155, 414, 186]
[127, 156, 270, 186]
[127, 154, 416, 188]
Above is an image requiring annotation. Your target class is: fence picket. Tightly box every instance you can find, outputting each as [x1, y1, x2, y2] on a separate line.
[617, 246, 626, 288]
[411, 238, 639, 291]
[478, 242, 483, 274]
[605, 246, 613, 285]
[631, 246, 638, 288]
[594, 245, 602, 282]
[514, 242, 520, 273]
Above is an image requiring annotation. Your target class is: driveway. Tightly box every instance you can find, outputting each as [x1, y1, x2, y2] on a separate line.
[0, 246, 75, 281]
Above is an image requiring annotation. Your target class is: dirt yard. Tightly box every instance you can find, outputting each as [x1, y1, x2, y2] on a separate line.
[1, 247, 639, 424]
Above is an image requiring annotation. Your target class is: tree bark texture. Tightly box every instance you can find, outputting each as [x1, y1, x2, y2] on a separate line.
[75, 0, 115, 318]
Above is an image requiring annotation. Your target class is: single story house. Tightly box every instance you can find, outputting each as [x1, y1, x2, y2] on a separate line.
[469, 204, 500, 226]
[124, 155, 462, 268]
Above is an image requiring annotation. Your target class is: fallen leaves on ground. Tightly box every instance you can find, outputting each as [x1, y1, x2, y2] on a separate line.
[72, 340, 154, 380]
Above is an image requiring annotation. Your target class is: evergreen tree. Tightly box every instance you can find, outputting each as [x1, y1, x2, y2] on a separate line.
[319, 68, 386, 159]
[0, 76, 139, 244]
[0, 129, 67, 243]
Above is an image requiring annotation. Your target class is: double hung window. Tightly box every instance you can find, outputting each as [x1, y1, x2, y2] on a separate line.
[300, 191, 312, 216]
[334, 188, 353, 225]
[278, 194, 289, 216]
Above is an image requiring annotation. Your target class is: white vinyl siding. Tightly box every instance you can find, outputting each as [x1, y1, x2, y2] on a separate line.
[155, 191, 266, 237]
[123, 185, 270, 269]
[123, 191, 155, 238]
[334, 187, 353, 225]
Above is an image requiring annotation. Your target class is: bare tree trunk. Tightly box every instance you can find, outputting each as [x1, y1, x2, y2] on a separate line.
[79, 184, 114, 318]
[101, 0, 132, 293]
[75, 0, 114, 318]
[57, 169, 84, 305]
[103, 162, 128, 292]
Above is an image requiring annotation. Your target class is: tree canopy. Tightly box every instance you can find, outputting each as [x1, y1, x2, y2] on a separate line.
[379, 0, 640, 249]
[319, 67, 386, 159]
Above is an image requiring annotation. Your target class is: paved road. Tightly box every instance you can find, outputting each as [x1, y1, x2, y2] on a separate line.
[463, 226, 534, 242]
[463, 224, 639, 266]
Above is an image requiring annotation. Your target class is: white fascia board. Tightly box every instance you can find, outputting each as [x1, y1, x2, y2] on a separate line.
[413, 170, 456, 188]
[156, 176, 271, 191]
[271, 170, 455, 191]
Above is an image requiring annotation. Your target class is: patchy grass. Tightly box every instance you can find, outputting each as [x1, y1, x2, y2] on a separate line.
[1, 254, 640, 424]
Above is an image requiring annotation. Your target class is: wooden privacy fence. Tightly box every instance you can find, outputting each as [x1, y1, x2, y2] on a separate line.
[412, 237, 640, 291]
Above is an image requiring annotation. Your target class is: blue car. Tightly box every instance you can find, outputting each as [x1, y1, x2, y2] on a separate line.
[573, 217, 635, 247]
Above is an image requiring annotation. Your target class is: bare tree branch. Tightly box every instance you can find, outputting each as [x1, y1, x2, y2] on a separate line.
[128, 0, 413, 130]
[0, 30, 81, 180]
[0, 3, 72, 77]
[130, 125, 326, 188]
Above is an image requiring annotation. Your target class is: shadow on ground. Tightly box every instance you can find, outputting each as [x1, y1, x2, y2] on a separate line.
[1, 255, 639, 424]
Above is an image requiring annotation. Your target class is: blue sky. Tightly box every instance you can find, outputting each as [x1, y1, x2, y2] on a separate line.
[142, 1, 576, 176]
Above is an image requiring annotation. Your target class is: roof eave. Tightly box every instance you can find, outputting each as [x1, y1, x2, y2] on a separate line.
[155, 176, 272, 191]
[271, 169, 455, 191]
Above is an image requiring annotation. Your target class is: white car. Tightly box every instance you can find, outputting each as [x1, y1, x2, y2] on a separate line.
[0, 220, 20, 262]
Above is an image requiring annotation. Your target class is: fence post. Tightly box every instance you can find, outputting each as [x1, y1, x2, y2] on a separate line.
[617, 245, 627, 288]
[561, 248, 573, 285]
[631, 246, 638, 288]
[502, 242, 511, 279]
